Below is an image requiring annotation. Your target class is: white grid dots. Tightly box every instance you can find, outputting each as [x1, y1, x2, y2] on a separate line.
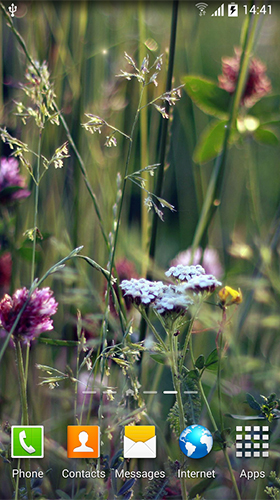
[235, 425, 269, 458]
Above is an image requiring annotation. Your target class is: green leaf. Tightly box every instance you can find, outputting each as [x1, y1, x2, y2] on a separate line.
[182, 370, 201, 424]
[167, 403, 181, 438]
[221, 427, 233, 446]
[39, 337, 80, 347]
[213, 429, 223, 444]
[225, 414, 265, 420]
[253, 127, 279, 146]
[246, 393, 261, 411]
[193, 120, 232, 164]
[205, 348, 219, 371]
[186, 368, 200, 379]
[118, 479, 135, 496]
[188, 476, 216, 499]
[143, 475, 169, 500]
[74, 489, 87, 499]
[168, 370, 201, 437]
[149, 353, 166, 364]
[195, 354, 205, 369]
[17, 246, 41, 263]
[76, 254, 112, 282]
[212, 440, 224, 451]
[0, 185, 28, 201]
[56, 491, 71, 500]
[110, 449, 123, 470]
[250, 95, 280, 120]
[221, 427, 231, 439]
[182, 76, 231, 118]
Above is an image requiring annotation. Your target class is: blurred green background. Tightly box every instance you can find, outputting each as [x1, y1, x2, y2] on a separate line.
[1, 2, 280, 499]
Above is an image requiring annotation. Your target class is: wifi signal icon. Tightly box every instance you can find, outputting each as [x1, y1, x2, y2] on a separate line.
[195, 2, 208, 16]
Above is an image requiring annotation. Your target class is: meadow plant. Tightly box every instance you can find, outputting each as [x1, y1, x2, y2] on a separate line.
[0, 287, 58, 343]
[218, 48, 272, 107]
[82, 51, 180, 222]
[0, 51, 85, 500]
[80, 50, 183, 445]
[2, 3, 280, 500]
[0, 157, 30, 203]
[120, 266, 244, 500]
[171, 247, 223, 279]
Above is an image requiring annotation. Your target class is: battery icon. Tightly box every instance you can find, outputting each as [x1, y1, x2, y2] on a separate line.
[228, 2, 238, 16]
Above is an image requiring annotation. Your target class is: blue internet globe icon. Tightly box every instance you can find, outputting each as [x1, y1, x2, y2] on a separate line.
[179, 425, 213, 459]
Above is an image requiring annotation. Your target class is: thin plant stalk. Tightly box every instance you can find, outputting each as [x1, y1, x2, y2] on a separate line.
[179, 302, 202, 373]
[245, 139, 263, 237]
[189, 332, 241, 500]
[191, 10, 259, 257]
[255, 457, 267, 500]
[14, 339, 31, 499]
[23, 129, 42, 396]
[107, 85, 145, 281]
[138, 2, 150, 277]
[0, 247, 83, 364]
[14, 458, 20, 500]
[189, 337, 218, 430]
[223, 448, 242, 500]
[0, 2, 109, 250]
[31, 130, 41, 283]
[217, 308, 227, 430]
[147, 0, 179, 268]
[168, 329, 187, 500]
[100, 84, 145, 373]
[141, 309, 168, 353]
[24, 341, 30, 391]
[74, 345, 80, 424]
[139, 0, 179, 344]
[94, 85, 146, 457]
[0, 296, 32, 364]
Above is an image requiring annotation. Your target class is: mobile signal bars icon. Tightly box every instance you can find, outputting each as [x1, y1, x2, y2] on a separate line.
[195, 3, 208, 16]
[211, 3, 224, 16]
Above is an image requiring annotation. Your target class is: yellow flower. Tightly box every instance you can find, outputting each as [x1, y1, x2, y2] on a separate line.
[218, 286, 243, 307]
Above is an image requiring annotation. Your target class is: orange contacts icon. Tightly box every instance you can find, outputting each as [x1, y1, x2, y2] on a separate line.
[67, 426, 100, 458]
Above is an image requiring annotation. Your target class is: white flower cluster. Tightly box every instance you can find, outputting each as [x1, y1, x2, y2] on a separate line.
[166, 264, 222, 293]
[165, 264, 205, 281]
[181, 275, 222, 293]
[120, 278, 164, 306]
[120, 263, 222, 317]
[120, 278, 194, 316]
[153, 285, 194, 315]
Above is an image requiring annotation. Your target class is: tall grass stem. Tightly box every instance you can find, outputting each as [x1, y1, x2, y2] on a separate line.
[147, 0, 179, 268]
[0, 3, 109, 250]
[15, 339, 31, 499]
[138, 3, 150, 277]
[100, 85, 145, 381]
[31, 131, 41, 283]
[139, 0, 179, 344]
[191, 11, 259, 257]
[190, 334, 241, 500]
[168, 329, 187, 500]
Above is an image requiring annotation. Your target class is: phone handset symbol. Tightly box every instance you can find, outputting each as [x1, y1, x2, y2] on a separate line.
[19, 430, 36, 454]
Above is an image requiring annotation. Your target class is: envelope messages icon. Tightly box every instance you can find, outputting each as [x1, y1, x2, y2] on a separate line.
[124, 426, 156, 458]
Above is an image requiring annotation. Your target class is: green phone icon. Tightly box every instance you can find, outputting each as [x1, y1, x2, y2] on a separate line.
[11, 426, 44, 458]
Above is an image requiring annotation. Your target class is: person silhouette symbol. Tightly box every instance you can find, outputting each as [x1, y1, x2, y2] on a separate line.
[73, 431, 94, 452]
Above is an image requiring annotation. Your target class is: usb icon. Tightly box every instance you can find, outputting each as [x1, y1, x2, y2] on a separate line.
[228, 2, 238, 17]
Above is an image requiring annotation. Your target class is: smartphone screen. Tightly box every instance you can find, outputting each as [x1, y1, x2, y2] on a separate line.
[1, 1, 280, 499]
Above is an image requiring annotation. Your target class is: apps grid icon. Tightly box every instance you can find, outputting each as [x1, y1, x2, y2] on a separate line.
[235, 425, 269, 458]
